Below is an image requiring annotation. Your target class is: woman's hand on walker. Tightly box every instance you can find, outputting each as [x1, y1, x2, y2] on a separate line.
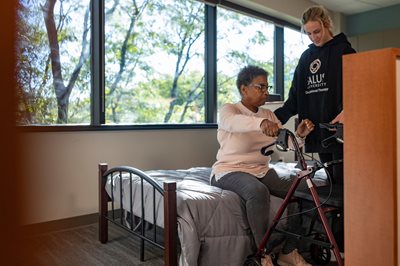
[260, 119, 280, 137]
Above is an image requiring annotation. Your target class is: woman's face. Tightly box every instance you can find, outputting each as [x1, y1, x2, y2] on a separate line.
[241, 75, 269, 112]
[303, 20, 331, 47]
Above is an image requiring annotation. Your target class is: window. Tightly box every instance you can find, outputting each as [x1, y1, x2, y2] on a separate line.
[104, 0, 205, 124]
[216, 7, 274, 109]
[283, 26, 311, 100]
[16, 0, 91, 125]
[16, 0, 305, 127]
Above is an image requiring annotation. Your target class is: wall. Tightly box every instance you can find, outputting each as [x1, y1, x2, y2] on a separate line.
[346, 4, 400, 52]
[349, 28, 400, 52]
[346, 4, 400, 36]
[21, 129, 219, 224]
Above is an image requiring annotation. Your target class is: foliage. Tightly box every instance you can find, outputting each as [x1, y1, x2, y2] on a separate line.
[16, 0, 91, 124]
[16, 0, 303, 125]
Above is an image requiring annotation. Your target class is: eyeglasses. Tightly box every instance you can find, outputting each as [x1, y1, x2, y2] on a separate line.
[249, 83, 273, 93]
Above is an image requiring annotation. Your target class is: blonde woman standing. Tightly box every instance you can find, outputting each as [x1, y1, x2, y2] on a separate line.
[275, 5, 356, 186]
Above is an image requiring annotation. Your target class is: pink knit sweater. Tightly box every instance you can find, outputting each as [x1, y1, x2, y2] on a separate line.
[211, 102, 282, 181]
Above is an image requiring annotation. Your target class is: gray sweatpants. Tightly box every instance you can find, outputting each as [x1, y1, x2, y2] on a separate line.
[211, 168, 308, 254]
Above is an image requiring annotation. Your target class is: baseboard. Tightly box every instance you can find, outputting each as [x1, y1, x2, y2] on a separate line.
[22, 213, 98, 236]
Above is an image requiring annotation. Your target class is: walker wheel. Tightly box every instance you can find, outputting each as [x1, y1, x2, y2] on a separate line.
[244, 256, 262, 266]
[310, 234, 331, 265]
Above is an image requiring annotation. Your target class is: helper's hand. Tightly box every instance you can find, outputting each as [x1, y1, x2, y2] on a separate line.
[296, 119, 315, 138]
[260, 119, 280, 137]
[331, 110, 344, 124]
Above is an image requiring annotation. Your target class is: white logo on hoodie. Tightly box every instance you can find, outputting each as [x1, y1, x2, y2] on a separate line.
[306, 58, 328, 94]
[309, 59, 321, 74]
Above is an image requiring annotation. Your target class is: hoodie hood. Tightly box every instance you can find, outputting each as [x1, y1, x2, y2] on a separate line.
[308, 33, 352, 50]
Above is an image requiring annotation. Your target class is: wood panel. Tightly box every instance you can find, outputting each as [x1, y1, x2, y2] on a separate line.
[0, 0, 26, 265]
[343, 48, 400, 266]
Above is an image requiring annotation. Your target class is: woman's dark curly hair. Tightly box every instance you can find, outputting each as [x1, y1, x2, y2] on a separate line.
[236, 65, 269, 94]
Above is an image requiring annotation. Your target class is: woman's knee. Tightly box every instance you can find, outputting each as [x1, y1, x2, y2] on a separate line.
[248, 183, 270, 201]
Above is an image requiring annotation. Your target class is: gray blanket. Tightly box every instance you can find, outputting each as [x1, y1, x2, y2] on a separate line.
[105, 167, 253, 266]
[105, 164, 327, 266]
[174, 168, 253, 266]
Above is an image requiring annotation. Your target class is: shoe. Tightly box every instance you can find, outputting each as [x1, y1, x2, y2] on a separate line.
[277, 249, 311, 266]
[261, 254, 274, 266]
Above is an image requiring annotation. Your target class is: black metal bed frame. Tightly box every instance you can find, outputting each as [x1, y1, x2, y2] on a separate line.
[98, 163, 178, 266]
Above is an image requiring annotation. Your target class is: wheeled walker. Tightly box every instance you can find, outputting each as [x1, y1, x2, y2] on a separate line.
[244, 128, 344, 266]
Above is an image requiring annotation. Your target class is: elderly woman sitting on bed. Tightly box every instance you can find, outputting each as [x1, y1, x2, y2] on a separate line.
[211, 65, 314, 266]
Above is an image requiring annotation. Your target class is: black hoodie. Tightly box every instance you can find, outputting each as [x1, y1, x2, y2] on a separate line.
[275, 33, 356, 153]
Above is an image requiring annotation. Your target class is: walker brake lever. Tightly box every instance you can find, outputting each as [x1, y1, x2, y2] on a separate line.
[276, 129, 289, 151]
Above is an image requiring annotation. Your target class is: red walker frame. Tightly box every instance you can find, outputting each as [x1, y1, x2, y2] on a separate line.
[254, 129, 343, 266]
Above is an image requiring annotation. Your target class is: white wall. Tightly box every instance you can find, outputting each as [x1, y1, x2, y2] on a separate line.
[21, 129, 219, 224]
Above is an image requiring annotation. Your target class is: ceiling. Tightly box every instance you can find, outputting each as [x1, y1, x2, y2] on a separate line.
[311, 0, 400, 15]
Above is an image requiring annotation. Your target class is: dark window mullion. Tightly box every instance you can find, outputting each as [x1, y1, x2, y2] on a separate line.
[274, 25, 284, 100]
[205, 4, 217, 123]
[91, 0, 105, 125]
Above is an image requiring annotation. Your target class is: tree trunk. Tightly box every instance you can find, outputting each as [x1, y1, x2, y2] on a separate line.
[43, 0, 89, 123]
[42, 0, 67, 123]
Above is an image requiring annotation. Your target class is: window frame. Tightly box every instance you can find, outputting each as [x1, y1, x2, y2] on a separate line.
[20, 0, 302, 132]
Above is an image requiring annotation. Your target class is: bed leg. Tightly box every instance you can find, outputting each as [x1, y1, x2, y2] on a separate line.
[164, 181, 177, 266]
[140, 238, 145, 261]
[99, 163, 109, 243]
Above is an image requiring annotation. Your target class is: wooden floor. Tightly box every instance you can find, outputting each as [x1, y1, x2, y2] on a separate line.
[28, 222, 340, 265]
[30, 223, 164, 266]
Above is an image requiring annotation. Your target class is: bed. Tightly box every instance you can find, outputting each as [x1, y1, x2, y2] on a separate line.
[98, 162, 328, 266]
